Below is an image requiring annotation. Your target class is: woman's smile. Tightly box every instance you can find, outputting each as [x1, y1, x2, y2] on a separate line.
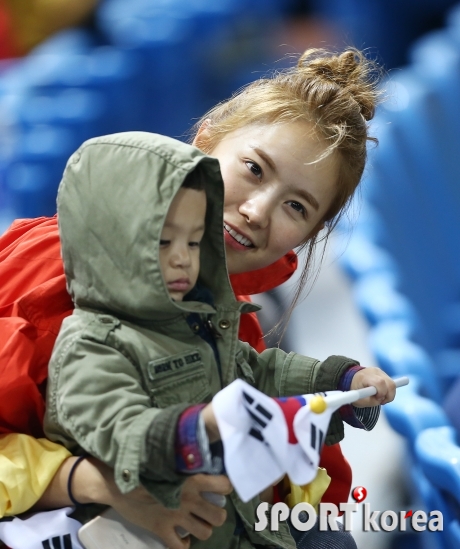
[223, 221, 255, 249]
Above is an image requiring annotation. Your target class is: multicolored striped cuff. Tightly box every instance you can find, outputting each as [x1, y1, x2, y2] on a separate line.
[337, 365, 380, 430]
[175, 404, 207, 472]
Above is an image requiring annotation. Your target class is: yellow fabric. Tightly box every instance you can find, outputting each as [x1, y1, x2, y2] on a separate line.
[0, 433, 71, 517]
[284, 468, 331, 512]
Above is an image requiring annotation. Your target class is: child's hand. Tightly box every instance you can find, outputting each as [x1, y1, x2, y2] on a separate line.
[350, 367, 396, 407]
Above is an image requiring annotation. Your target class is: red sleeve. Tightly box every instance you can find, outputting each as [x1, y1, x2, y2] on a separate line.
[236, 294, 266, 353]
[0, 216, 73, 436]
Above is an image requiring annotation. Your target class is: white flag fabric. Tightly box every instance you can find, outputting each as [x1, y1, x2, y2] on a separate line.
[290, 391, 342, 486]
[0, 507, 84, 549]
[212, 379, 288, 502]
[212, 379, 344, 502]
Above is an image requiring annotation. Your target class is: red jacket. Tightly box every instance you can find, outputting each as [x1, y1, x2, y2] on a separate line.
[0, 216, 352, 506]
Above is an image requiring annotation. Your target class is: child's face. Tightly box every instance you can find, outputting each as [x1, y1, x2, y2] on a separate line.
[159, 187, 207, 301]
[196, 120, 339, 275]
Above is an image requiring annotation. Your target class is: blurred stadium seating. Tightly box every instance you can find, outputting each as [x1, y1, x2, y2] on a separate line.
[0, 0, 290, 230]
[337, 3, 460, 547]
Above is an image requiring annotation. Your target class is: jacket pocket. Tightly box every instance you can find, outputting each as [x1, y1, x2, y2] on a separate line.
[235, 350, 255, 385]
[147, 350, 211, 407]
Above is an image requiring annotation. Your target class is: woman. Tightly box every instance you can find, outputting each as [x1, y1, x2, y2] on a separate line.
[0, 47, 381, 548]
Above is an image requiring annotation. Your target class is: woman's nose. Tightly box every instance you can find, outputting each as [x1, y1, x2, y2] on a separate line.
[238, 191, 272, 229]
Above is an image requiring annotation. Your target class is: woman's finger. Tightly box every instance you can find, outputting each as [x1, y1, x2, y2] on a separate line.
[179, 514, 214, 541]
[187, 497, 227, 527]
[185, 473, 233, 496]
[156, 528, 191, 549]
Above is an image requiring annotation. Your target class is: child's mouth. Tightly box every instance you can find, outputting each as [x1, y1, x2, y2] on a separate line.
[168, 279, 190, 291]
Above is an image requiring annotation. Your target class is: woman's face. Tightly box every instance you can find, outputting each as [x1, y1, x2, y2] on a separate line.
[195, 120, 339, 275]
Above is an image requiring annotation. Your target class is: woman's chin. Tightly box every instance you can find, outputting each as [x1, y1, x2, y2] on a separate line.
[225, 246, 270, 275]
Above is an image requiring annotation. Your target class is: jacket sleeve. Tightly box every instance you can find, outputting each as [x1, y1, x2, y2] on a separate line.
[235, 341, 359, 444]
[0, 434, 71, 517]
[45, 335, 190, 508]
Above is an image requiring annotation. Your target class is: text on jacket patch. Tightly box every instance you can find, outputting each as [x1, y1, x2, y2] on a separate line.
[151, 351, 201, 375]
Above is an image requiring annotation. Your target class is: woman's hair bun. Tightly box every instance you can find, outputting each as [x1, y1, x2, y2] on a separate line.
[297, 48, 380, 121]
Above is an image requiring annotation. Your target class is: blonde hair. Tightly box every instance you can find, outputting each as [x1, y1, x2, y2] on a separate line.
[191, 47, 382, 336]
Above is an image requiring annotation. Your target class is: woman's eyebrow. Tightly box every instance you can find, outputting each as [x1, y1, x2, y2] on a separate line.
[289, 186, 319, 211]
[250, 146, 277, 173]
[300, 190, 319, 211]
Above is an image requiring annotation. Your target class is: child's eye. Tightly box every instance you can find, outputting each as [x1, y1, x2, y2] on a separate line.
[245, 161, 262, 179]
[189, 241, 200, 248]
[159, 240, 170, 246]
[287, 201, 307, 218]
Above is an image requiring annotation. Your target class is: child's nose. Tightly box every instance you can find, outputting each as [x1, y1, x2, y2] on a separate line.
[171, 246, 191, 268]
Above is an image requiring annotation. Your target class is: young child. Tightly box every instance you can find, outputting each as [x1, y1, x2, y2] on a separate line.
[43, 131, 394, 549]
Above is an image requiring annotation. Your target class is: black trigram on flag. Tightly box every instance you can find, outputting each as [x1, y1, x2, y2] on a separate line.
[310, 422, 325, 452]
[42, 534, 73, 549]
[242, 390, 273, 443]
[310, 392, 327, 453]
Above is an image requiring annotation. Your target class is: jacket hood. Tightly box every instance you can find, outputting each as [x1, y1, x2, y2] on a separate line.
[57, 131, 236, 321]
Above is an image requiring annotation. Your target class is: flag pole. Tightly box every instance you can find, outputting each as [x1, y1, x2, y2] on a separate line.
[309, 376, 409, 414]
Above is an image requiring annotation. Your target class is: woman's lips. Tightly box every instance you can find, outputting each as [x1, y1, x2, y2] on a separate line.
[167, 279, 190, 291]
[223, 222, 255, 251]
[224, 230, 253, 251]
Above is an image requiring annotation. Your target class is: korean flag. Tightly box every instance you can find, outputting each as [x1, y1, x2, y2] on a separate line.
[213, 380, 344, 502]
[0, 507, 84, 549]
[212, 379, 289, 502]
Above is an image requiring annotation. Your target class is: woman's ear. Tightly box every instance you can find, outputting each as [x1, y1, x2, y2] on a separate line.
[192, 118, 212, 149]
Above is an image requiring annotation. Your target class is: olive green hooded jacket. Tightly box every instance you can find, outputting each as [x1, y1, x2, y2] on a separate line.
[44, 132, 357, 549]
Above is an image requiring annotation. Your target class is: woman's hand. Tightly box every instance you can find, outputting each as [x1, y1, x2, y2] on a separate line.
[105, 473, 233, 549]
[350, 367, 396, 407]
[34, 456, 232, 549]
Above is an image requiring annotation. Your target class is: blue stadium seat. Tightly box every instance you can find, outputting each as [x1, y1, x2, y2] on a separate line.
[96, 1, 203, 136]
[416, 426, 460, 549]
[5, 125, 78, 217]
[385, 379, 448, 446]
[359, 114, 459, 360]
[30, 28, 99, 55]
[353, 271, 417, 327]
[17, 88, 106, 144]
[369, 324, 443, 401]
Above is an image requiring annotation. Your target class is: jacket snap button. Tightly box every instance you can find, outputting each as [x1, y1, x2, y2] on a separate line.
[192, 324, 200, 332]
[122, 469, 131, 482]
[218, 319, 230, 329]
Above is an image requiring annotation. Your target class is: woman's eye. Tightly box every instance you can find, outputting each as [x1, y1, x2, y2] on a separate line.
[245, 161, 262, 178]
[288, 201, 307, 217]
